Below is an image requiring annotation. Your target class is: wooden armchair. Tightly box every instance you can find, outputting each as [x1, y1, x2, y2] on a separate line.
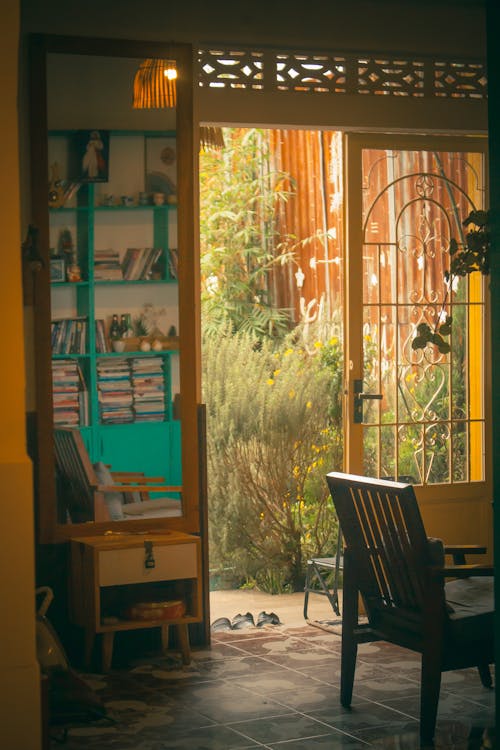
[54, 427, 182, 523]
[326, 472, 494, 744]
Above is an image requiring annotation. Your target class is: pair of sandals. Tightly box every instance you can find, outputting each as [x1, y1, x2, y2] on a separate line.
[211, 611, 281, 632]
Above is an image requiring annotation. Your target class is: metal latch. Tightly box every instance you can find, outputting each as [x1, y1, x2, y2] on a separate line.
[144, 540, 156, 569]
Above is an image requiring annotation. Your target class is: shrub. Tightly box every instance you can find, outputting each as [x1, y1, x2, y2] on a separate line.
[203, 324, 343, 592]
[200, 128, 295, 340]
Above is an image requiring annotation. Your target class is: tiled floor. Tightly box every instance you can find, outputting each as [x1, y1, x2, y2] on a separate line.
[50, 600, 495, 749]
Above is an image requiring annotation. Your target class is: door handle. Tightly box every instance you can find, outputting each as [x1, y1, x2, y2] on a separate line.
[353, 379, 383, 423]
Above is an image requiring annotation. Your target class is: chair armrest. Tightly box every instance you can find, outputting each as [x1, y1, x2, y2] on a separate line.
[96, 483, 182, 493]
[111, 472, 166, 484]
[444, 545, 486, 555]
[430, 564, 494, 578]
[443, 545, 487, 565]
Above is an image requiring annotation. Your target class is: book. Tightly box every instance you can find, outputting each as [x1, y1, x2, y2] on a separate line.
[94, 248, 123, 280]
[168, 248, 178, 279]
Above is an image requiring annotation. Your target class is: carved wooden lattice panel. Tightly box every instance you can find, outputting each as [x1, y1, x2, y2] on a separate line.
[198, 49, 264, 89]
[275, 54, 347, 93]
[357, 58, 425, 97]
[434, 61, 488, 99]
[197, 47, 487, 100]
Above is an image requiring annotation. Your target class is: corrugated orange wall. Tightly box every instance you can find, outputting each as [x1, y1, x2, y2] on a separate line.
[269, 130, 343, 322]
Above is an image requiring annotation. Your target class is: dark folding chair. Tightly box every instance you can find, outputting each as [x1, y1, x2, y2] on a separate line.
[303, 529, 343, 623]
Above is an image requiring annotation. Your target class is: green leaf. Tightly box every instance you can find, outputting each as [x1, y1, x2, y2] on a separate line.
[412, 336, 427, 350]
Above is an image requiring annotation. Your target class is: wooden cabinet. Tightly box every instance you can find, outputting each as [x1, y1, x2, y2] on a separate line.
[70, 532, 202, 670]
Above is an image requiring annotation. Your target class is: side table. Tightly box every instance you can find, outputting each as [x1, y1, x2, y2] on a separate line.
[69, 531, 202, 671]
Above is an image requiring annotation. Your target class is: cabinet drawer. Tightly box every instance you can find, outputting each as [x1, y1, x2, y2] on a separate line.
[98, 543, 197, 586]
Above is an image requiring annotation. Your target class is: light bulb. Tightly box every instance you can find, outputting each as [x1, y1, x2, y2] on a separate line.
[164, 66, 177, 80]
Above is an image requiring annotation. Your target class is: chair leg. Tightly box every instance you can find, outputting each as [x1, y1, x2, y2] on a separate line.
[303, 563, 311, 619]
[420, 652, 442, 743]
[477, 663, 492, 688]
[340, 550, 357, 707]
[101, 632, 114, 673]
[84, 628, 95, 669]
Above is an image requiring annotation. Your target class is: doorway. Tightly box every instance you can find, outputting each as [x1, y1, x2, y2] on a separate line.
[201, 128, 491, 627]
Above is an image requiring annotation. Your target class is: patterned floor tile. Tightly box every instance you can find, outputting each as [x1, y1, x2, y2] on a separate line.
[49, 631, 495, 750]
[227, 712, 354, 744]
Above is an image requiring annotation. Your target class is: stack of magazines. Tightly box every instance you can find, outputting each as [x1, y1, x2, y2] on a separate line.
[131, 357, 166, 421]
[94, 249, 123, 280]
[52, 359, 88, 426]
[97, 359, 133, 423]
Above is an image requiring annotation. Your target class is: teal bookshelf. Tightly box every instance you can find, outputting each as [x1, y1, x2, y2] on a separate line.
[49, 130, 181, 483]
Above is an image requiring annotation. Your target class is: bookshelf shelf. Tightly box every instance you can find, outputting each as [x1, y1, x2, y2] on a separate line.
[51, 281, 90, 288]
[52, 353, 90, 359]
[94, 279, 175, 286]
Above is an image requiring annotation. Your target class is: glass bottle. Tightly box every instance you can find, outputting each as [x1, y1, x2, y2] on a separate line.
[119, 314, 131, 338]
[109, 314, 121, 341]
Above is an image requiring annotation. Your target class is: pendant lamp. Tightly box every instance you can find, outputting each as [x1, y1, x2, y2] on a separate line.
[133, 59, 177, 109]
[199, 126, 225, 153]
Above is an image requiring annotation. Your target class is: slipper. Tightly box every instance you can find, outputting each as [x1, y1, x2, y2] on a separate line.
[231, 612, 255, 629]
[211, 617, 233, 632]
[256, 611, 281, 627]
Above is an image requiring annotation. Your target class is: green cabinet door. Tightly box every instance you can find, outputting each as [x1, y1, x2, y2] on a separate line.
[97, 421, 180, 484]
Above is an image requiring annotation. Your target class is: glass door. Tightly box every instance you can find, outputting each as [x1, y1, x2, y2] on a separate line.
[345, 134, 489, 499]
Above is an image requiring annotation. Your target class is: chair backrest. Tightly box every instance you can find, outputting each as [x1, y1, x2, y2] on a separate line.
[326, 472, 431, 626]
[54, 428, 107, 523]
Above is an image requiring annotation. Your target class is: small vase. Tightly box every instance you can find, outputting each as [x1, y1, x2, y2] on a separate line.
[140, 340, 151, 352]
[152, 339, 163, 352]
[112, 340, 126, 352]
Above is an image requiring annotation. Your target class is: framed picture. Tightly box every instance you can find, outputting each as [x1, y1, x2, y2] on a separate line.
[50, 258, 65, 282]
[145, 136, 177, 197]
[71, 129, 110, 183]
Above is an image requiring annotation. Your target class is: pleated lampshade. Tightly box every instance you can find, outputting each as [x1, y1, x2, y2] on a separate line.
[133, 59, 177, 109]
[199, 126, 225, 153]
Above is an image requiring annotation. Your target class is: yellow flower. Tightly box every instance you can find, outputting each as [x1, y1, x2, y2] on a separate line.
[267, 378, 274, 386]
[314, 341, 323, 349]
[292, 465, 300, 478]
[306, 401, 312, 408]
[273, 368, 281, 377]
[284, 348, 293, 356]
[329, 337, 338, 346]
[289, 389, 296, 398]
